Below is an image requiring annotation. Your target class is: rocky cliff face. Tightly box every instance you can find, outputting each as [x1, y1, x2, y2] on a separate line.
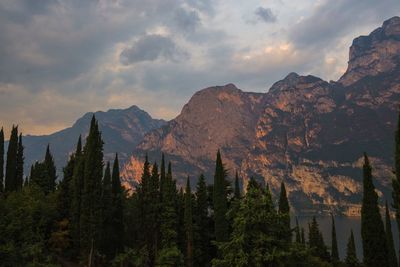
[121, 17, 400, 214]
[22, 105, 166, 174]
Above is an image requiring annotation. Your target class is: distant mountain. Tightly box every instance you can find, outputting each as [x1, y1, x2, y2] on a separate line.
[121, 16, 400, 215]
[21, 105, 166, 174]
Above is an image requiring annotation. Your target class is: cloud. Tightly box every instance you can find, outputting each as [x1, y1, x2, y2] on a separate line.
[254, 7, 277, 23]
[120, 34, 188, 65]
[173, 8, 201, 33]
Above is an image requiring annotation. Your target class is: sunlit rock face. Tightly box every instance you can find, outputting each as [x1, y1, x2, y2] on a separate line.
[122, 17, 400, 214]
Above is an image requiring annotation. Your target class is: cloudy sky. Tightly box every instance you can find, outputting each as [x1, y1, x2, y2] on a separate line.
[0, 0, 399, 136]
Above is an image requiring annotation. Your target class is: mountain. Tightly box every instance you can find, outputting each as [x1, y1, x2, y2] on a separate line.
[21, 105, 166, 174]
[121, 17, 400, 214]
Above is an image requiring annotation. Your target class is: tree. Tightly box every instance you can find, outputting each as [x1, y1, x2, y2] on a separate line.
[194, 174, 211, 266]
[184, 177, 194, 267]
[43, 145, 56, 193]
[5, 126, 18, 192]
[79, 115, 104, 262]
[392, 108, 400, 267]
[385, 201, 398, 267]
[156, 161, 183, 266]
[331, 215, 339, 266]
[15, 134, 24, 191]
[110, 154, 124, 257]
[361, 153, 388, 267]
[308, 217, 330, 262]
[234, 172, 240, 199]
[345, 230, 359, 267]
[278, 181, 291, 243]
[0, 127, 4, 193]
[99, 162, 113, 260]
[213, 150, 229, 243]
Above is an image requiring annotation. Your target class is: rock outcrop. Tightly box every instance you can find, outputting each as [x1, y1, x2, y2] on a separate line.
[122, 17, 400, 214]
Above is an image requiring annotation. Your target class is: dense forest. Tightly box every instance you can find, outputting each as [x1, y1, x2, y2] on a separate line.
[0, 113, 400, 267]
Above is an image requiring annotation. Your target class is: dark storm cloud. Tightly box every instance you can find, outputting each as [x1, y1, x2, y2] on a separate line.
[254, 7, 277, 23]
[120, 34, 188, 65]
[289, 0, 400, 49]
[173, 8, 201, 32]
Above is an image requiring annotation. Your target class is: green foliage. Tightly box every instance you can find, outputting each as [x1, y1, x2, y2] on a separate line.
[361, 153, 388, 267]
[345, 230, 359, 267]
[331, 215, 339, 266]
[213, 150, 229, 243]
[15, 134, 24, 191]
[30, 145, 57, 195]
[278, 182, 291, 243]
[184, 177, 194, 267]
[5, 126, 19, 192]
[308, 217, 330, 262]
[0, 127, 3, 193]
[385, 201, 397, 267]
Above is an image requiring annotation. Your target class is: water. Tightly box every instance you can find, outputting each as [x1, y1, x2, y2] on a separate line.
[296, 216, 399, 260]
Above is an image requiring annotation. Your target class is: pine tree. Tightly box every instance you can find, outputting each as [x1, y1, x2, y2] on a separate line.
[156, 161, 183, 266]
[5, 126, 18, 192]
[15, 134, 24, 191]
[194, 174, 211, 266]
[345, 230, 359, 267]
[159, 153, 166, 202]
[0, 127, 4, 193]
[213, 150, 229, 243]
[392, 108, 400, 267]
[99, 162, 113, 260]
[331, 215, 339, 266]
[308, 217, 330, 262]
[70, 136, 83, 255]
[43, 145, 56, 193]
[234, 171, 240, 199]
[111, 153, 124, 256]
[79, 116, 104, 262]
[300, 227, 305, 245]
[278, 181, 291, 243]
[361, 153, 388, 267]
[385, 201, 398, 267]
[184, 177, 194, 267]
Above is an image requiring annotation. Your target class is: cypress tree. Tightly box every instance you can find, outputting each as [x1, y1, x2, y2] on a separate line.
[0, 127, 4, 193]
[194, 174, 211, 266]
[99, 162, 113, 260]
[234, 171, 240, 199]
[184, 177, 194, 267]
[300, 227, 305, 245]
[308, 216, 330, 261]
[5, 126, 18, 192]
[111, 153, 124, 256]
[345, 230, 359, 267]
[57, 147, 76, 220]
[44, 145, 56, 193]
[278, 181, 291, 243]
[331, 215, 339, 266]
[385, 201, 398, 267]
[70, 136, 83, 255]
[80, 116, 104, 261]
[15, 134, 24, 191]
[213, 150, 229, 242]
[361, 153, 388, 267]
[159, 153, 166, 201]
[156, 161, 183, 266]
[392, 108, 400, 267]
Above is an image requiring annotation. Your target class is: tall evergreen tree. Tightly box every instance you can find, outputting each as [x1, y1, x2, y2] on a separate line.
[156, 161, 183, 266]
[15, 134, 24, 191]
[0, 127, 4, 193]
[331, 215, 339, 266]
[278, 181, 291, 243]
[111, 153, 124, 256]
[5, 126, 18, 192]
[308, 217, 330, 262]
[234, 171, 240, 199]
[213, 150, 229, 243]
[345, 230, 359, 267]
[159, 153, 166, 201]
[99, 162, 113, 259]
[295, 217, 301, 243]
[361, 153, 388, 267]
[79, 116, 104, 262]
[194, 174, 211, 266]
[385, 201, 398, 267]
[44, 145, 56, 193]
[392, 108, 400, 267]
[184, 177, 194, 267]
[57, 147, 76, 220]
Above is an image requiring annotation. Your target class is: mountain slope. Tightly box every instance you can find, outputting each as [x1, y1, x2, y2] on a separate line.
[121, 17, 400, 214]
[22, 105, 166, 174]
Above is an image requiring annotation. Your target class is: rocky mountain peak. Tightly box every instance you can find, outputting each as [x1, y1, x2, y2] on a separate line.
[339, 16, 400, 86]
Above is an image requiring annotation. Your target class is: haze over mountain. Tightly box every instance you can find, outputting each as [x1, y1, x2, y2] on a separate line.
[121, 16, 400, 214]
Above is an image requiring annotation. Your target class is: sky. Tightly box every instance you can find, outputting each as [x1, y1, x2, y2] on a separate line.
[0, 0, 399, 136]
